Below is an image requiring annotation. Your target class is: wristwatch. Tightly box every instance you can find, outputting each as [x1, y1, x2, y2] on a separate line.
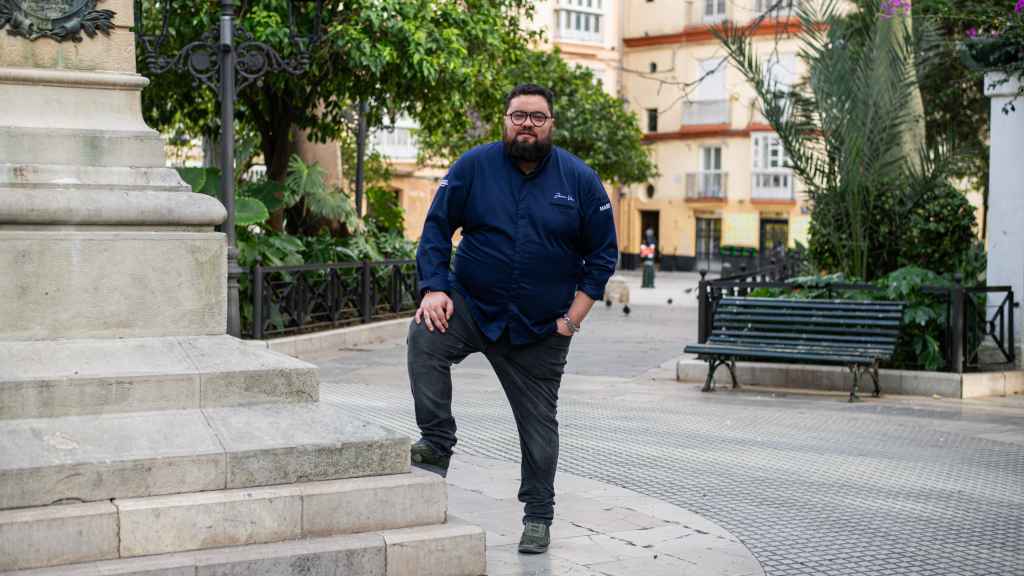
[561, 314, 580, 334]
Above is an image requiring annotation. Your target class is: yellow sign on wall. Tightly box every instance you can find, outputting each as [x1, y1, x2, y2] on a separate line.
[723, 212, 759, 248]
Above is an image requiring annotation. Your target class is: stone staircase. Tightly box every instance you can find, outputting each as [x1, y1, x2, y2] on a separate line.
[0, 336, 485, 575]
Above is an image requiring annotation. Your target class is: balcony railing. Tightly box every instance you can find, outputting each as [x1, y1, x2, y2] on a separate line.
[752, 171, 794, 200]
[686, 171, 728, 200]
[683, 100, 730, 125]
[555, 27, 603, 44]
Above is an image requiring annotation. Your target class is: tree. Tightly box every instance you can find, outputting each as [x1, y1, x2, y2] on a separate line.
[915, 0, 1024, 236]
[141, 0, 538, 185]
[714, 0, 978, 280]
[415, 48, 657, 186]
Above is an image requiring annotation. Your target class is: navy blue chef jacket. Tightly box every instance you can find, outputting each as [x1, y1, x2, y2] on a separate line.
[416, 142, 618, 345]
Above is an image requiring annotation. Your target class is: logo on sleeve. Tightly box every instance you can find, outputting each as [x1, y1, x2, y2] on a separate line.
[599, 203, 611, 211]
[438, 179, 449, 188]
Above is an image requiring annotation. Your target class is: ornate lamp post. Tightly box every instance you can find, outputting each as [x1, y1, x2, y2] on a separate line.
[134, 0, 323, 337]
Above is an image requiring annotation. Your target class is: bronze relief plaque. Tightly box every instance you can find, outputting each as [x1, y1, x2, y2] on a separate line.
[0, 0, 115, 42]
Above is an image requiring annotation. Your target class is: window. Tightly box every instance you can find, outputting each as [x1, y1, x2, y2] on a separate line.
[649, 62, 658, 73]
[704, 0, 726, 22]
[556, 0, 604, 43]
[647, 108, 658, 132]
[696, 218, 722, 258]
[371, 115, 419, 161]
[646, 184, 656, 199]
[695, 146, 725, 198]
[760, 219, 789, 256]
[755, 0, 799, 17]
[702, 146, 723, 172]
[752, 133, 793, 199]
[695, 58, 726, 101]
[763, 52, 797, 93]
[752, 134, 790, 170]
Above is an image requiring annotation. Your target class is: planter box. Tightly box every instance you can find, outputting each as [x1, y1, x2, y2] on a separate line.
[676, 358, 1024, 399]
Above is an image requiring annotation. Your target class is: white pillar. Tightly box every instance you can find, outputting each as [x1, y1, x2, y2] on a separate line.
[984, 72, 1024, 358]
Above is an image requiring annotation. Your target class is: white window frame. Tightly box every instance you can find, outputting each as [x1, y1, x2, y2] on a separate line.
[751, 133, 793, 199]
[696, 58, 726, 101]
[556, 0, 605, 44]
[762, 52, 797, 94]
[698, 146, 725, 197]
[755, 0, 799, 18]
[703, 0, 727, 23]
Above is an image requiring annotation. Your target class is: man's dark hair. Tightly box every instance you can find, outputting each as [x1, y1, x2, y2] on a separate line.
[504, 83, 555, 117]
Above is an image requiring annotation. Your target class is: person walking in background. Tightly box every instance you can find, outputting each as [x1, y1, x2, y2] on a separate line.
[406, 83, 618, 555]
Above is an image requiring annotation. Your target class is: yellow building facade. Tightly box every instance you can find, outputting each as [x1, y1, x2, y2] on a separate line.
[619, 0, 809, 271]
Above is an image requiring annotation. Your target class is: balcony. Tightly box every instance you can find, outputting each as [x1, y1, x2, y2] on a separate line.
[555, 27, 604, 44]
[372, 125, 418, 162]
[752, 171, 795, 201]
[683, 100, 730, 126]
[686, 171, 728, 201]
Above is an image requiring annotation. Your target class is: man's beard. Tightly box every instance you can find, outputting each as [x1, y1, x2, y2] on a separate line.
[504, 129, 553, 163]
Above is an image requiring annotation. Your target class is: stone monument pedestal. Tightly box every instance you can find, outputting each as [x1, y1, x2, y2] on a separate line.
[0, 2, 484, 573]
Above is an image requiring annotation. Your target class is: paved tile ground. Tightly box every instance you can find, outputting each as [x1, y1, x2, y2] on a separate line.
[444, 454, 762, 575]
[313, 271, 1024, 576]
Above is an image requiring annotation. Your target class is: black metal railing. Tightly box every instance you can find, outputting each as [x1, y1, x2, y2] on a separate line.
[695, 248, 805, 278]
[696, 273, 1018, 373]
[247, 260, 418, 339]
[954, 286, 1016, 371]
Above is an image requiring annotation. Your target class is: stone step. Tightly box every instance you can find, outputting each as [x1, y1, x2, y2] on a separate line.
[0, 403, 409, 510]
[2, 521, 486, 576]
[0, 472, 458, 572]
[0, 335, 319, 420]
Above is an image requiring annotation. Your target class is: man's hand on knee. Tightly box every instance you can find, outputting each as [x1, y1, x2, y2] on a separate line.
[414, 291, 454, 333]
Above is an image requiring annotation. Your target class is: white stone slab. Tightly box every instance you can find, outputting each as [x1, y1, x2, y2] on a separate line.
[301, 473, 446, 536]
[677, 359, 964, 397]
[179, 336, 319, 407]
[0, 502, 118, 571]
[0, 403, 412, 510]
[0, 231, 226, 340]
[0, 410, 224, 509]
[3, 533, 387, 576]
[193, 533, 385, 576]
[117, 487, 303, 557]
[203, 403, 410, 488]
[0, 336, 319, 419]
[381, 522, 487, 576]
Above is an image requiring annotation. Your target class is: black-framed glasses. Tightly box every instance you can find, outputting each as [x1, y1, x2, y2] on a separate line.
[506, 111, 551, 127]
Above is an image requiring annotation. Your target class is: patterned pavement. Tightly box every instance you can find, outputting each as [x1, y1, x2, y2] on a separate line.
[313, 280, 1024, 576]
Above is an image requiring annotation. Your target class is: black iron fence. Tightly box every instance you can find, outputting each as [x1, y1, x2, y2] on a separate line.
[246, 260, 418, 339]
[696, 270, 1018, 373]
[961, 286, 1017, 371]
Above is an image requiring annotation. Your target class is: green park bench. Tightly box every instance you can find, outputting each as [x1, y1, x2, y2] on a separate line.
[685, 297, 906, 402]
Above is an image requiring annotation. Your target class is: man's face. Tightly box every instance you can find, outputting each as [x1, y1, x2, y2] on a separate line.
[503, 95, 554, 163]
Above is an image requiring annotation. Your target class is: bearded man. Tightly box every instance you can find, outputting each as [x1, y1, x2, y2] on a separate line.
[406, 83, 618, 554]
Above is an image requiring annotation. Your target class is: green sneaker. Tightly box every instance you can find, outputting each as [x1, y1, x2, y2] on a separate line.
[518, 521, 550, 554]
[410, 440, 450, 478]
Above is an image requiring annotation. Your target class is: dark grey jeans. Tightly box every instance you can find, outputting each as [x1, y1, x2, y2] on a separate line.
[407, 290, 571, 526]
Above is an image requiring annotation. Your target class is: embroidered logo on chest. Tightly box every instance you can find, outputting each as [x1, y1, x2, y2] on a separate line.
[552, 193, 575, 202]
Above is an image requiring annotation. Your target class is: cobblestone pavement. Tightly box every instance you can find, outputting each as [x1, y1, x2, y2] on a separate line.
[313, 273, 1024, 576]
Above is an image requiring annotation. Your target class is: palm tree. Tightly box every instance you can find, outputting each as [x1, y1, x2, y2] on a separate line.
[714, 0, 941, 280]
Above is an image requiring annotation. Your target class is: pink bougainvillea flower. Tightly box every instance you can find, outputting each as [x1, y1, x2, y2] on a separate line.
[1015, 0, 1024, 14]
[966, 27, 978, 38]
